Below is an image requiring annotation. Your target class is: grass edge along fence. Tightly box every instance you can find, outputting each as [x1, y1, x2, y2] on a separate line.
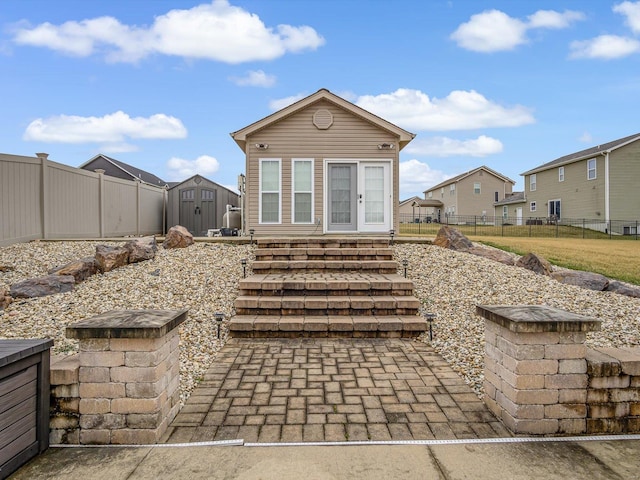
[399, 214, 639, 240]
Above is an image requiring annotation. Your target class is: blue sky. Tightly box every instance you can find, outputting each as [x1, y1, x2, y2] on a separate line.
[2, 0, 639, 198]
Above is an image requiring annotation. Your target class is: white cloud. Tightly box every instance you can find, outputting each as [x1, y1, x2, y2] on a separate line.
[570, 35, 640, 59]
[399, 159, 450, 196]
[579, 132, 593, 143]
[100, 143, 139, 153]
[230, 70, 276, 87]
[166, 155, 220, 181]
[23, 111, 187, 143]
[451, 9, 584, 52]
[12, 0, 325, 64]
[269, 93, 307, 111]
[356, 88, 534, 131]
[404, 135, 503, 157]
[614, 1, 640, 34]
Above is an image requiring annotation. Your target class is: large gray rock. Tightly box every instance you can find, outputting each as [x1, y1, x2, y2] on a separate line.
[125, 237, 158, 263]
[551, 270, 610, 291]
[49, 256, 98, 283]
[605, 280, 640, 298]
[1, 288, 12, 309]
[95, 245, 129, 273]
[163, 225, 194, 249]
[466, 246, 516, 266]
[516, 253, 553, 276]
[10, 275, 75, 298]
[433, 226, 473, 251]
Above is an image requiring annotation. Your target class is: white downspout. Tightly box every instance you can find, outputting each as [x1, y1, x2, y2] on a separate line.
[604, 151, 610, 224]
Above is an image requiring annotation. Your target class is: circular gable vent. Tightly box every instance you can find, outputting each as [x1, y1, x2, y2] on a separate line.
[313, 109, 333, 130]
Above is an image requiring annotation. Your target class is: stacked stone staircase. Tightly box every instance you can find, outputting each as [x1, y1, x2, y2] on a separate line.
[229, 237, 427, 338]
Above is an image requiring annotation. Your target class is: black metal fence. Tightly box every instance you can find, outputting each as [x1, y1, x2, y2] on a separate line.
[399, 214, 639, 240]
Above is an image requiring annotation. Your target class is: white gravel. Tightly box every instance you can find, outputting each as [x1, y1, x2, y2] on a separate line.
[1, 240, 638, 402]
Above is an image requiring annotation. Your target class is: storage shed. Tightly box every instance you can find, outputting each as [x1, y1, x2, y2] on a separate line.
[166, 175, 240, 236]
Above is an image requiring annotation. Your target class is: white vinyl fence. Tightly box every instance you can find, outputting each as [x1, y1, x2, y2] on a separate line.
[1, 153, 167, 247]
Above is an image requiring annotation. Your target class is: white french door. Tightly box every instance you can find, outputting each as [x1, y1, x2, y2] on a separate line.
[325, 160, 391, 233]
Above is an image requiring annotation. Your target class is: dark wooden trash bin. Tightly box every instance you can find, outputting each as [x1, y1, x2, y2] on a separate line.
[0, 339, 53, 480]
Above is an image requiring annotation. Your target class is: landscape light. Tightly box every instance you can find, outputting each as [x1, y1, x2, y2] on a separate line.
[425, 313, 436, 341]
[389, 229, 395, 245]
[402, 259, 408, 278]
[241, 258, 247, 278]
[215, 312, 224, 339]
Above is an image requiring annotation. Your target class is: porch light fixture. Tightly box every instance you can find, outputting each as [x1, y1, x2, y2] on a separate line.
[249, 229, 255, 245]
[241, 258, 247, 278]
[255, 143, 269, 150]
[215, 312, 224, 339]
[425, 313, 436, 341]
[402, 259, 408, 278]
[377, 143, 394, 150]
[389, 229, 395, 245]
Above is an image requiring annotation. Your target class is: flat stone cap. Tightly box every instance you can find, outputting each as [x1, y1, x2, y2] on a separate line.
[66, 309, 188, 340]
[476, 305, 601, 333]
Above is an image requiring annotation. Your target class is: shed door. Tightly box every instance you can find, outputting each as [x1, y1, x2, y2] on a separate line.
[179, 189, 196, 234]
[200, 189, 217, 234]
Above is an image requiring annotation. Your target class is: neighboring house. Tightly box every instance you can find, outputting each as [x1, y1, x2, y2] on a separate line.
[230, 89, 415, 235]
[422, 166, 515, 220]
[399, 196, 422, 221]
[80, 154, 167, 187]
[166, 175, 240, 236]
[493, 191, 526, 223]
[521, 132, 640, 225]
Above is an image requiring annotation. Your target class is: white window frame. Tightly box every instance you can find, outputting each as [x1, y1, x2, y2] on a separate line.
[530, 201, 537, 212]
[450, 184, 455, 195]
[530, 174, 537, 192]
[259, 158, 281, 224]
[502, 206, 508, 218]
[428, 191, 433, 198]
[440, 187, 444, 198]
[291, 158, 314, 224]
[587, 158, 596, 180]
[558, 166, 564, 182]
[473, 182, 481, 194]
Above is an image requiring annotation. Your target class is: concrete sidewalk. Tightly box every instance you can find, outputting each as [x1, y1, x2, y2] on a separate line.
[10, 438, 640, 479]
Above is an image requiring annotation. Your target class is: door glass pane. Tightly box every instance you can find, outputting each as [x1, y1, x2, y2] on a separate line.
[331, 166, 351, 224]
[364, 166, 384, 223]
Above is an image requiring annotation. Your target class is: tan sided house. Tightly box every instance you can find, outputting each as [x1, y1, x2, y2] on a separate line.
[230, 89, 415, 235]
[422, 166, 515, 222]
[521, 132, 640, 229]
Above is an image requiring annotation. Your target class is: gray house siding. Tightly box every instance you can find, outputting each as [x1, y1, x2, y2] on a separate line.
[609, 141, 640, 221]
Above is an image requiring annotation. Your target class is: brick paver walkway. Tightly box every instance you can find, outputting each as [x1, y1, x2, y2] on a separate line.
[164, 339, 510, 443]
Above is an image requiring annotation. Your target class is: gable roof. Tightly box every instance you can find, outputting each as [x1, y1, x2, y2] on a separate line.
[80, 154, 166, 186]
[167, 174, 239, 196]
[423, 165, 515, 194]
[230, 88, 416, 151]
[399, 195, 422, 207]
[521, 132, 640, 176]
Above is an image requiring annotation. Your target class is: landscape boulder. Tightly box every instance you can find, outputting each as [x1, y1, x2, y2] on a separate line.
[516, 252, 553, 276]
[163, 225, 194, 249]
[605, 280, 640, 298]
[95, 245, 129, 273]
[49, 256, 98, 283]
[125, 236, 158, 263]
[10, 275, 75, 298]
[1, 288, 12, 309]
[466, 246, 516, 266]
[433, 226, 473, 251]
[551, 270, 609, 291]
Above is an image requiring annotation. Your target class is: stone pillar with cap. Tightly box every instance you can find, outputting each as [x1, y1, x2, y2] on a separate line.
[477, 305, 601, 435]
[66, 309, 187, 444]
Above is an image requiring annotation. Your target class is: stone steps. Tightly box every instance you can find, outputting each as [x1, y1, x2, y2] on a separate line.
[229, 315, 426, 338]
[235, 294, 420, 316]
[255, 247, 394, 262]
[239, 273, 414, 296]
[256, 238, 390, 250]
[251, 260, 398, 274]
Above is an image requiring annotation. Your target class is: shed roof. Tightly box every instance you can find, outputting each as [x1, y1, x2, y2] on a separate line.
[494, 191, 525, 206]
[230, 88, 416, 151]
[80, 154, 167, 186]
[521, 132, 640, 175]
[423, 165, 515, 194]
[167, 174, 239, 196]
[412, 199, 443, 208]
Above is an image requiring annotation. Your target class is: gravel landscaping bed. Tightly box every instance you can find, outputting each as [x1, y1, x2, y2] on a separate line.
[1, 240, 638, 403]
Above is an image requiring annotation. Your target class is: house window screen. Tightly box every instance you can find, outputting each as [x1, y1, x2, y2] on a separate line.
[587, 159, 596, 180]
[331, 166, 352, 224]
[530, 174, 537, 191]
[474, 182, 481, 194]
[365, 166, 384, 223]
[293, 159, 312, 223]
[260, 159, 280, 223]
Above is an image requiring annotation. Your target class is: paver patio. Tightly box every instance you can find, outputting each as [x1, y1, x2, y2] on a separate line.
[163, 338, 510, 443]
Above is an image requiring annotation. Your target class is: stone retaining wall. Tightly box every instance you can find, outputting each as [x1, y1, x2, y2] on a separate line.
[478, 305, 640, 435]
